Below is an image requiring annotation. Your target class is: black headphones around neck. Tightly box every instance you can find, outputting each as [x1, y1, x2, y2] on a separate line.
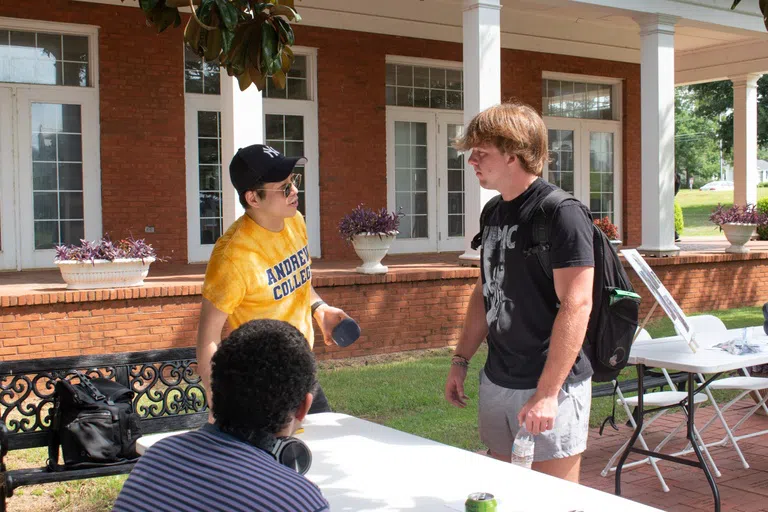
[216, 424, 313, 475]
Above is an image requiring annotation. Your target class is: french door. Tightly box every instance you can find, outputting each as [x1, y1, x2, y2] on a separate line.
[0, 85, 100, 270]
[386, 109, 466, 253]
[544, 118, 622, 234]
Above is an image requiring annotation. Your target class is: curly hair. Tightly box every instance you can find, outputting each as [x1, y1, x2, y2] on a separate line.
[211, 319, 317, 434]
[453, 101, 549, 176]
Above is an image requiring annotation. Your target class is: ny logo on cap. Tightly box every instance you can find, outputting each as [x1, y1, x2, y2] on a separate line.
[263, 146, 280, 158]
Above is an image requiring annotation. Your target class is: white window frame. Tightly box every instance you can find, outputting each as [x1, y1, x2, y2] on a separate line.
[0, 18, 100, 270]
[185, 93, 223, 263]
[0, 87, 15, 270]
[17, 86, 102, 269]
[263, 47, 320, 257]
[543, 72, 623, 239]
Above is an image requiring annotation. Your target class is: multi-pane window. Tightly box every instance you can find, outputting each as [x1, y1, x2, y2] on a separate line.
[0, 29, 89, 87]
[31, 103, 84, 249]
[542, 79, 613, 120]
[386, 63, 463, 110]
[446, 124, 465, 238]
[265, 55, 308, 100]
[589, 132, 615, 221]
[197, 111, 223, 245]
[266, 114, 306, 214]
[394, 121, 428, 239]
[184, 46, 220, 95]
[547, 129, 575, 195]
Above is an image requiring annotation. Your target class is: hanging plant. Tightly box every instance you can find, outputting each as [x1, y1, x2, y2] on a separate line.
[126, 0, 301, 91]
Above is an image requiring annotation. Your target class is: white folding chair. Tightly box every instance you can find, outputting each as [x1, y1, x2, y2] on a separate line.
[601, 328, 720, 492]
[683, 315, 768, 469]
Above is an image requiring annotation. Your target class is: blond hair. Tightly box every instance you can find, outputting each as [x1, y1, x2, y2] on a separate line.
[453, 102, 548, 176]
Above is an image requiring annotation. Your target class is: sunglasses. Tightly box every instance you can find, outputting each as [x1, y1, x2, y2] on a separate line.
[255, 173, 302, 198]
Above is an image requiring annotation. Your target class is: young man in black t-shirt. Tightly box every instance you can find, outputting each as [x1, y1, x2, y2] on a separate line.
[444, 102, 595, 483]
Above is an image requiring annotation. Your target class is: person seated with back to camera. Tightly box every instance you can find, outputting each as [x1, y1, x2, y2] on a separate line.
[113, 319, 330, 512]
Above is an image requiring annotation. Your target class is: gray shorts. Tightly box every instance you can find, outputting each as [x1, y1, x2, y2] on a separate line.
[478, 369, 591, 462]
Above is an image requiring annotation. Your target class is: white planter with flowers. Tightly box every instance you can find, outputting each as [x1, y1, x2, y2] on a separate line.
[54, 237, 158, 289]
[339, 205, 402, 275]
[721, 223, 757, 254]
[351, 233, 398, 274]
[710, 204, 766, 255]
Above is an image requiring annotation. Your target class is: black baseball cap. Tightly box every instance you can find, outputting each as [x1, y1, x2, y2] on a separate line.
[229, 144, 307, 195]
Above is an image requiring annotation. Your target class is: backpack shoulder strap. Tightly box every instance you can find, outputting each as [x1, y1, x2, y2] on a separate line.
[522, 188, 574, 281]
[470, 194, 502, 250]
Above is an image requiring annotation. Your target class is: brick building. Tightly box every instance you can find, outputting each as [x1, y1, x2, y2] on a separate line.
[2, 1, 768, 361]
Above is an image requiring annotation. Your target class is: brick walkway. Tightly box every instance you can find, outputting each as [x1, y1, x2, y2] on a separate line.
[582, 399, 768, 511]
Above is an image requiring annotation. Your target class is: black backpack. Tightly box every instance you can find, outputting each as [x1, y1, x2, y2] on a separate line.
[47, 372, 141, 471]
[473, 188, 640, 382]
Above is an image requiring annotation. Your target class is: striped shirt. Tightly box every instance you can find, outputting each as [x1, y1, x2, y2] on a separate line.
[114, 424, 329, 512]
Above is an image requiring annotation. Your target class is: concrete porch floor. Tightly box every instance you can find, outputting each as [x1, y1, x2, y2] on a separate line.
[582, 398, 768, 512]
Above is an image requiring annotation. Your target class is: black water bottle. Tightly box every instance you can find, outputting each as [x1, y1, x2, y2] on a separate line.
[763, 302, 768, 336]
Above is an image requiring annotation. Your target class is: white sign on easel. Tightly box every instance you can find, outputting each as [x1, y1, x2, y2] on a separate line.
[621, 249, 698, 352]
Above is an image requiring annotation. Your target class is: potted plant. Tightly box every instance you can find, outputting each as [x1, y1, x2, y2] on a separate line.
[54, 237, 158, 289]
[709, 204, 767, 254]
[338, 205, 401, 274]
[594, 216, 621, 247]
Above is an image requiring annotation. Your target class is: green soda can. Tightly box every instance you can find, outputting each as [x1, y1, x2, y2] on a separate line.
[465, 492, 497, 512]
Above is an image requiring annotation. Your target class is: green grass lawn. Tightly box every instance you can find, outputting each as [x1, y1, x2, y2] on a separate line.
[677, 188, 768, 237]
[9, 305, 764, 510]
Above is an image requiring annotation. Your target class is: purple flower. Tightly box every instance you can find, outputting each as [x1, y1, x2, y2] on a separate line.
[54, 235, 158, 264]
[709, 204, 768, 228]
[338, 204, 402, 243]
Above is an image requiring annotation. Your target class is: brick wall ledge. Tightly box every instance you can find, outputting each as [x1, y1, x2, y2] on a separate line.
[0, 266, 480, 308]
[621, 250, 768, 267]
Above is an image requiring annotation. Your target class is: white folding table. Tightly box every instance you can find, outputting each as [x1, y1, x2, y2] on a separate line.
[616, 327, 768, 512]
[137, 413, 661, 512]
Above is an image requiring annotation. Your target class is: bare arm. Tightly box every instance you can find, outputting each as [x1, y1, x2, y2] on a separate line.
[196, 298, 229, 397]
[517, 266, 593, 434]
[445, 276, 488, 407]
[536, 266, 594, 397]
[453, 276, 488, 360]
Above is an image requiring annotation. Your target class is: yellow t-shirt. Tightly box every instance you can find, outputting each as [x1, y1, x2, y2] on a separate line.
[202, 212, 314, 347]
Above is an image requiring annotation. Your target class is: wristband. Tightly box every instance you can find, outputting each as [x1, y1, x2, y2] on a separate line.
[311, 300, 327, 316]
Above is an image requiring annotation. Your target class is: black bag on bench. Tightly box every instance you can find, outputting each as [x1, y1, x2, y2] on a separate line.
[47, 372, 141, 471]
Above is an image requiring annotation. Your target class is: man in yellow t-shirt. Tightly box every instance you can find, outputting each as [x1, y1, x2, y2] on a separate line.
[197, 144, 350, 414]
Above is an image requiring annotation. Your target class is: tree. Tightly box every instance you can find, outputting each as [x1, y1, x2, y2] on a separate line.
[128, 0, 301, 91]
[675, 87, 722, 183]
[687, 77, 768, 157]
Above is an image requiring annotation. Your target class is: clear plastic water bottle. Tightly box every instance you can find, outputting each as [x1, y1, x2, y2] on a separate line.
[511, 425, 535, 469]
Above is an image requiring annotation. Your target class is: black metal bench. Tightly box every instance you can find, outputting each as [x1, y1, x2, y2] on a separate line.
[592, 371, 689, 399]
[0, 347, 208, 511]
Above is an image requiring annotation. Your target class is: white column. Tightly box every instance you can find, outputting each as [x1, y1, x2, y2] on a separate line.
[220, 76, 264, 228]
[636, 14, 679, 257]
[459, 0, 501, 264]
[732, 73, 761, 207]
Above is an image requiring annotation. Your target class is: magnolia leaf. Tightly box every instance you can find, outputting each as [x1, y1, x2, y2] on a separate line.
[237, 69, 252, 91]
[730, 0, 742, 8]
[270, 4, 301, 22]
[248, 64, 267, 90]
[261, 22, 278, 72]
[275, 17, 295, 45]
[183, 16, 203, 52]
[214, 0, 239, 31]
[139, 0, 159, 11]
[280, 48, 293, 73]
[271, 69, 286, 89]
[221, 27, 235, 53]
[204, 29, 222, 60]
